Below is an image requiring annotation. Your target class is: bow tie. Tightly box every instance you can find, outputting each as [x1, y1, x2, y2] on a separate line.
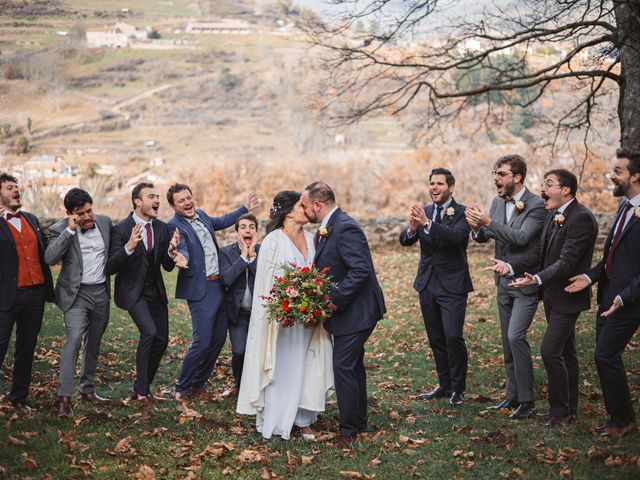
[80, 224, 96, 234]
[504, 198, 515, 204]
[6, 211, 22, 220]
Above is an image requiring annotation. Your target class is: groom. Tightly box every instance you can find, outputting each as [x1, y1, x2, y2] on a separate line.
[301, 182, 386, 447]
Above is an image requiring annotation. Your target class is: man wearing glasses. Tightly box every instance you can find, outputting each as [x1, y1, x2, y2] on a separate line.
[510, 169, 598, 427]
[466, 155, 546, 420]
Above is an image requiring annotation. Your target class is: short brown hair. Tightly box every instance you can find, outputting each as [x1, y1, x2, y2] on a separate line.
[616, 148, 640, 176]
[495, 154, 527, 182]
[235, 213, 258, 231]
[166, 183, 192, 206]
[0, 173, 18, 186]
[545, 168, 578, 196]
[304, 181, 336, 204]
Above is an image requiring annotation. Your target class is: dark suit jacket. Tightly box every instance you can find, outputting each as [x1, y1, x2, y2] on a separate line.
[106, 213, 175, 311]
[219, 242, 260, 325]
[168, 206, 247, 302]
[473, 188, 546, 286]
[314, 208, 386, 337]
[0, 211, 54, 311]
[399, 199, 473, 295]
[588, 201, 640, 317]
[44, 214, 112, 312]
[511, 200, 598, 314]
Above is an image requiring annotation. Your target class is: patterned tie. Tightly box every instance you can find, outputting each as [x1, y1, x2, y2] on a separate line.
[435, 206, 443, 224]
[145, 223, 153, 254]
[604, 202, 632, 279]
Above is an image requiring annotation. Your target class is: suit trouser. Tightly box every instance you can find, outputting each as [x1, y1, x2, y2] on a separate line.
[176, 280, 227, 393]
[496, 277, 538, 403]
[333, 326, 375, 438]
[229, 310, 250, 389]
[0, 285, 45, 404]
[594, 311, 639, 427]
[541, 303, 579, 417]
[58, 283, 110, 397]
[419, 279, 468, 393]
[129, 287, 169, 396]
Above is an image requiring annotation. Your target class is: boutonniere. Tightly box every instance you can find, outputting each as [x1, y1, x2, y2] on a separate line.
[444, 206, 455, 220]
[634, 207, 640, 219]
[553, 213, 565, 227]
[318, 226, 331, 238]
[515, 200, 525, 213]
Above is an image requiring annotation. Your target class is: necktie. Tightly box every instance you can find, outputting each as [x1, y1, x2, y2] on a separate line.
[80, 224, 96, 234]
[314, 229, 321, 248]
[504, 198, 514, 223]
[6, 211, 22, 220]
[435, 206, 443, 224]
[145, 223, 153, 254]
[604, 202, 632, 278]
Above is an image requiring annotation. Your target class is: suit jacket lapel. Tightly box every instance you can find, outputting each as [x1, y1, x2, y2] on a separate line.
[616, 205, 638, 245]
[152, 220, 162, 262]
[507, 188, 527, 227]
[0, 218, 17, 255]
[314, 208, 341, 261]
[71, 230, 83, 270]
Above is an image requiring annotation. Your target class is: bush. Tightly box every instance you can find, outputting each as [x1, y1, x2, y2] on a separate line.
[14, 136, 30, 154]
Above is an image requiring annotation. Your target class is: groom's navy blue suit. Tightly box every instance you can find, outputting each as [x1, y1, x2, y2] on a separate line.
[315, 208, 386, 438]
[399, 199, 473, 395]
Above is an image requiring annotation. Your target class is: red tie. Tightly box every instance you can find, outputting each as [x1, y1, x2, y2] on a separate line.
[314, 229, 320, 248]
[6, 211, 22, 220]
[145, 223, 153, 254]
[604, 202, 632, 279]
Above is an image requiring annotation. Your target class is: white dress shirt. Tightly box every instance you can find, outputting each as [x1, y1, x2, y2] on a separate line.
[3, 209, 23, 231]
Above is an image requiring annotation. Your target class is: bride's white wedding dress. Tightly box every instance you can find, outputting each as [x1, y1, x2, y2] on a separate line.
[236, 229, 334, 440]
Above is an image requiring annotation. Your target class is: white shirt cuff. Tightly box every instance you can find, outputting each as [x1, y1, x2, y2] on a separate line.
[66, 227, 76, 235]
[534, 274, 542, 285]
[406, 228, 417, 238]
[125, 245, 134, 256]
[616, 295, 624, 307]
[582, 273, 593, 285]
[507, 263, 514, 277]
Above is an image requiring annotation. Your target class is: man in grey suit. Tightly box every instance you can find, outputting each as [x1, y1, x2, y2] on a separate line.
[466, 155, 546, 419]
[45, 188, 112, 416]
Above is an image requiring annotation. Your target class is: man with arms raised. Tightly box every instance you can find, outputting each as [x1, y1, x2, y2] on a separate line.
[511, 169, 597, 427]
[399, 168, 473, 407]
[107, 183, 183, 410]
[465, 155, 546, 419]
[168, 184, 260, 399]
[45, 188, 112, 416]
[219, 213, 260, 395]
[301, 182, 385, 446]
[566, 149, 640, 437]
[0, 173, 54, 410]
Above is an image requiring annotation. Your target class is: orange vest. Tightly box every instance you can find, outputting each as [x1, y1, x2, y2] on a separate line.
[7, 217, 45, 287]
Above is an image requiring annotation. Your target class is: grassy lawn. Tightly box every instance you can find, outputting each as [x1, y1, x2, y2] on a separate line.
[1, 247, 638, 479]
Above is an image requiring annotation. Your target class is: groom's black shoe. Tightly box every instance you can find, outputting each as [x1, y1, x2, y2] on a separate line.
[487, 398, 519, 410]
[418, 385, 450, 401]
[509, 402, 536, 420]
[449, 392, 465, 406]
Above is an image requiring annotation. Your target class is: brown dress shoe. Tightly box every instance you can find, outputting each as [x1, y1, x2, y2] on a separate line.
[190, 386, 208, 396]
[56, 396, 73, 417]
[148, 392, 170, 402]
[174, 391, 190, 401]
[137, 395, 157, 412]
[599, 423, 637, 438]
[79, 392, 110, 403]
[335, 435, 356, 447]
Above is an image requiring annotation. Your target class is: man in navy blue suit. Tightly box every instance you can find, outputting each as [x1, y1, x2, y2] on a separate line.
[167, 184, 260, 399]
[399, 168, 473, 407]
[566, 148, 640, 437]
[219, 213, 260, 395]
[301, 182, 386, 447]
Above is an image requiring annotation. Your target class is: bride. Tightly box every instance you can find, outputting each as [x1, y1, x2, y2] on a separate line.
[236, 191, 334, 440]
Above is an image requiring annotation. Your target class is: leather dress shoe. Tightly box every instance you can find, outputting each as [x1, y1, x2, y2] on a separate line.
[509, 402, 536, 420]
[222, 386, 239, 397]
[174, 391, 190, 401]
[148, 392, 170, 402]
[544, 414, 574, 427]
[190, 386, 209, 396]
[335, 435, 356, 448]
[11, 401, 37, 413]
[449, 392, 465, 406]
[56, 396, 73, 417]
[137, 395, 156, 412]
[488, 398, 519, 410]
[598, 422, 637, 438]
[418, 386, 451, 401]
[79, 391, 110, 403]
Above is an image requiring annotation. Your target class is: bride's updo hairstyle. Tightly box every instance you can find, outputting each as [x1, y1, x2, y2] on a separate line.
[265, 190, 301, 234]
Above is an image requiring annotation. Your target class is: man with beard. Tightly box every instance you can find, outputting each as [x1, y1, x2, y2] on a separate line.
[301, 181, 385, 446]
[0, 173, 54, 410]
[219, 213, 260, 396]
[107, 183, 184, 410]
[565, 149, 640, 437]
[167, 184, 260, 400]
[45, 188, 112, 416]
[465, 155, 546, 419]
[399, 168, 473, 407]
[511, 169, 597, 427]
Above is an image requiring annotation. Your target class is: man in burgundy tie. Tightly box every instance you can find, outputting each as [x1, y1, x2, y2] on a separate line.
[106, 183, 184, 410]
[566, 148, 640, 437]
[0, 173, 54, 410]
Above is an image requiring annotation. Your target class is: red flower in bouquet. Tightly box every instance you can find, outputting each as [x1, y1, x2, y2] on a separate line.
[263, 263, 336, 328]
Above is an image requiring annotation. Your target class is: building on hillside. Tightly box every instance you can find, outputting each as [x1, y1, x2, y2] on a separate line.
[15, 155, 81, 196]
[86, 22, 150, 48]
[125, 170, 168, 189]
[185, 19, 251, 35]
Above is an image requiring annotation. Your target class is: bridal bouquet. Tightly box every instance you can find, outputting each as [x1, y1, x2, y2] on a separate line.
[263, 264, 337, 327]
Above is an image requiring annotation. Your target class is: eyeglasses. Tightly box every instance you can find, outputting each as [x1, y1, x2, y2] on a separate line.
[540, 182, 563, 189]
[491, 170, 512, 178]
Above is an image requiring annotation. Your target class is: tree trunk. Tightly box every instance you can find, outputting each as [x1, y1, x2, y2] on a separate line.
[615, 2, 640, 150]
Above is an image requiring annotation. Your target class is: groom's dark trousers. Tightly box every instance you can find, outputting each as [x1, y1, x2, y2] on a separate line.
[315, 208, 386, 438]
[399, 199, 473, 395]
